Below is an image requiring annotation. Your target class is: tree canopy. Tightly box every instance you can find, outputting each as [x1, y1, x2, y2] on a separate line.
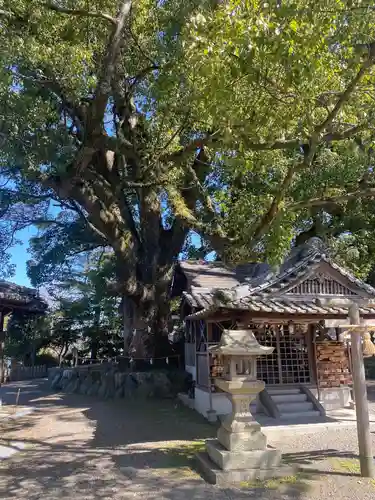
[6, 250, 122, 365]
[2, 1, 375, 350]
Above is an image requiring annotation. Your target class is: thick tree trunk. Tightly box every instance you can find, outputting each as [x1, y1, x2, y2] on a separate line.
[123, 296, 149, 359]
[149, 298, 172, 360]
[122, 288, 172, 363]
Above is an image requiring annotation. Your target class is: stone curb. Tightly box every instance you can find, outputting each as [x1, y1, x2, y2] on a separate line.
[263, 420, 375, 437]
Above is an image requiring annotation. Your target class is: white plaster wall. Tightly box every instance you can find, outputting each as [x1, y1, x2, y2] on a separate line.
[194, 387, 261, 419]
[194, 388, 232, 418]
[193, 387, 210, 417]
[211, 392, 232, 416]
[310, 386, 352, 410]
[185, 365, 197, 381]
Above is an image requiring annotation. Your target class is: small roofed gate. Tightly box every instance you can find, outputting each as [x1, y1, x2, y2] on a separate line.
[0, 282, 47, 383]
[253, 324, 311, 385]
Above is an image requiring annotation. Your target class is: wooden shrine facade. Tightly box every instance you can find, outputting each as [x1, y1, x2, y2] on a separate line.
[175, 238, 375, 398]
[184, 317, 353, 392]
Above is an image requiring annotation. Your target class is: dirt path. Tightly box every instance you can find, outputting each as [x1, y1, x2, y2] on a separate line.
[0, 380, 375, 500]
[0, 383, 220, 499]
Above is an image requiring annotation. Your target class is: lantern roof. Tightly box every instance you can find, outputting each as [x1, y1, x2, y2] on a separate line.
[210, 329, 274, 356]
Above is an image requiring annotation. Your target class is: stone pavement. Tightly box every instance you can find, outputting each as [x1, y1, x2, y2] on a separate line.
[258, 405, 375, 440]
[0, 379, 375, 499]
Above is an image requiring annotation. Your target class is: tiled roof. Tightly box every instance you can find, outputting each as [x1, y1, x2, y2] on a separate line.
[182, 238, 375, 320]
[186, 297, 375, 320]
[323, 256, 375, 296]
[0, 281, 47, 312]
[183, 291, 214, 309]
[236, 237, 375, 298]
[178, 261, 270, 291]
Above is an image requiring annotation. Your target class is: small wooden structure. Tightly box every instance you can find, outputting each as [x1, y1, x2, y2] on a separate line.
[0, 281, 47, 382]
[172, 238, 375, 419]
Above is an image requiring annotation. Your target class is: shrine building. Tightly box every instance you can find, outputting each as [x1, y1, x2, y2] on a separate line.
[172, 238, 375, 421]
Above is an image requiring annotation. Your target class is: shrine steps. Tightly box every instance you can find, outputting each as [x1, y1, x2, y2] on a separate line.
[264, 387, 324, 420]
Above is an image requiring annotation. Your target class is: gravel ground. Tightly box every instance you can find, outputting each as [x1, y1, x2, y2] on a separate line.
[0, 380, 374, 499]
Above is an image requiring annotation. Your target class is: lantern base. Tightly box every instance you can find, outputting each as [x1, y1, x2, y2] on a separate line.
[206, 438, 281, 470]
[217, 425, 267, 451]
[196, 451, 292, 486]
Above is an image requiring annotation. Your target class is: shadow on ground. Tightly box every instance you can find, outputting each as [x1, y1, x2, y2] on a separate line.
[366, 380, 375, 403]
[0, 380, 363, 499]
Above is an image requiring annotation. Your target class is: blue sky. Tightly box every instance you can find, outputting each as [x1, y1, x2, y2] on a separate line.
[10, 227, 213, 289]
[10, 226, 38, 287]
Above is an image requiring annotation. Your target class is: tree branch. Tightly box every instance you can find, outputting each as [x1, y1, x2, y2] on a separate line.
[90, 0, 132, 125]
[240, 58, 375, 154]
[129, 64, 159, 87]
[186, 162, 215, 214]
[248, 136, 319, 244]
[250, 164, 296, 243]
[238, 58, 375, 246]
[69, 201, 109, 242]
[127, 19, 157, 66]
[121, 195, 141, 247]
[322, 123, 369, 142]
[244, 138, 302, 151]
[17, 72, 86, 134]
[41, 3, 116, 25]
[240, 123, 369, 152]
[288, 187, 375, 210]
[0, 188, 51, 202]
[0, 9, 13, 18]
[161, 132, 220, 165]
[315, 58, 375, 137]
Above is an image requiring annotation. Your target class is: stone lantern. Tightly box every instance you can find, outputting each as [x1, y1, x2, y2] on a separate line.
[197, 328, 286, 485]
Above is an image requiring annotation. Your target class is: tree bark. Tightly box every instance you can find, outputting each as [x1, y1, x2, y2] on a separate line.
[91, 306, 101, 360]
[121, 283, 174, 361]
[0, 312, 4, 384]
[58, 344, 69, 367]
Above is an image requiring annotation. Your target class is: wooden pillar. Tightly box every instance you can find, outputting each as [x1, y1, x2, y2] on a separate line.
[307, 324, 317, 384]
[275, 326, 283, 384]
[349, 303, 374, 478]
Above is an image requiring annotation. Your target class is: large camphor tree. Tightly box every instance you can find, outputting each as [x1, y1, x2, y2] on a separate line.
[2, 1, 375, 353]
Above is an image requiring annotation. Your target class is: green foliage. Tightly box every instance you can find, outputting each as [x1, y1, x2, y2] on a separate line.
[47, 307, 81, 362]
[6, 247, 122, 363]
[27, 213, 105, 287]
[48, 250, 123, 360]
[328, 227, 375, 282]
[5, 311, 51, 363]
[2, 1, 375, 337]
